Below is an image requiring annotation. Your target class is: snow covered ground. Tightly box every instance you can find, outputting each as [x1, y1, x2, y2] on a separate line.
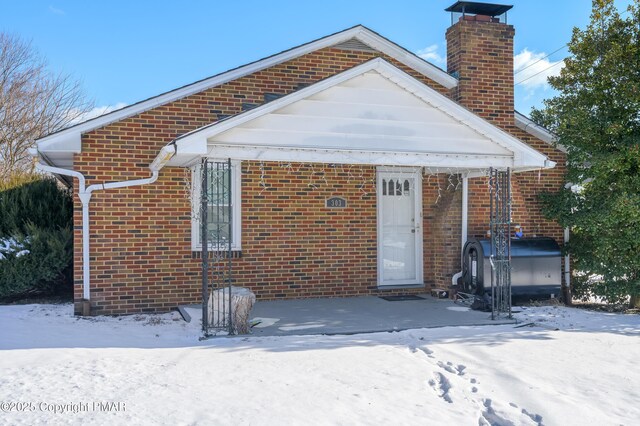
[0, 303, 638, 425]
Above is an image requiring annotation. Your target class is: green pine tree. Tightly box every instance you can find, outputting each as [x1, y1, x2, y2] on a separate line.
[532, 0, 640, 308]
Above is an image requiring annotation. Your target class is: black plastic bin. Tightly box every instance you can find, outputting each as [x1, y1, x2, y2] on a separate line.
[462, 237, 562, 298]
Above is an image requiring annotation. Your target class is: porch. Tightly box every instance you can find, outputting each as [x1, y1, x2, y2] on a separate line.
[169, 58, 553, 333]
[181, 294, 516, 337]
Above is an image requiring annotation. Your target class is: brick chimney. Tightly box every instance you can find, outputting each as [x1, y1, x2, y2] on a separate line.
[445, 2, 515, 130]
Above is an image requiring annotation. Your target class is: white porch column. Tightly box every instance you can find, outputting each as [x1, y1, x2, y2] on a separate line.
[461, 174, 469, 258]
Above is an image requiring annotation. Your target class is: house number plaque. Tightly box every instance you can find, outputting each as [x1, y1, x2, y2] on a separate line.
[325, 197, 347, 208]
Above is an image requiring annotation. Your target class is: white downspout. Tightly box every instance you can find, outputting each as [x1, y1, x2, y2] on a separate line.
[461, 175, 469, 253]
[31, 144, 175, 310]
[32, 160, 92, 300]
[79, 193, 90, 299]
[452, 174, 469, 286]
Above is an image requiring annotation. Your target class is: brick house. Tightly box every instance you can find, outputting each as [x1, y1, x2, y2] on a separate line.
[34, 3, 566, 316]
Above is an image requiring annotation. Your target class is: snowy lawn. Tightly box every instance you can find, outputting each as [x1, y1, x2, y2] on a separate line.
[0, 303, 638, 425]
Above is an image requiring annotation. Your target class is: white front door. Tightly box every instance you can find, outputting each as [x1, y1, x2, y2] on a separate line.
[377, 169, 423, 286]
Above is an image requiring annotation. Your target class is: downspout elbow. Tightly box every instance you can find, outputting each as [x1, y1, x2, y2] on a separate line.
[32, 150, 86, 193]
[150, 143, 176, 172]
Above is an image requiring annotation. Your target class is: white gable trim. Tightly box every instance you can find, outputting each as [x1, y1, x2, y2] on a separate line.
[36, 25, 457, 158]
[170, 58, 552, 171]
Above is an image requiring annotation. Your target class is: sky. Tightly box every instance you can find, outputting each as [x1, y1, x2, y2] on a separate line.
[0, 0, 634, 121]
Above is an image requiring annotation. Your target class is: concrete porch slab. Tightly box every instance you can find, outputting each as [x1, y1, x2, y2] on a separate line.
[181, 295, 517, 337]
[249, 295, 516, 336]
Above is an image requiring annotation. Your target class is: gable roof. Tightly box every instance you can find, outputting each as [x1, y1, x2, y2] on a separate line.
[167, 58, 553, 171]
[35, 25, 458, 159]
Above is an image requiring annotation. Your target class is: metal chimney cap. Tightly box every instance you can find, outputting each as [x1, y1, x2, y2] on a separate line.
[445, 1, 513, 17]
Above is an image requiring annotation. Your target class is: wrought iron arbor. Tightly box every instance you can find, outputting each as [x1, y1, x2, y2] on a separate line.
[200, 158, 234, 334]
[489, 168, 512, 319]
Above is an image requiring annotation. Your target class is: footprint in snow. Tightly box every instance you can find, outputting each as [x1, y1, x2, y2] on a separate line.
[437, 361, 466, 376]
[521, 408, 544, 425]
[437, 361, 458, 374]
[409, 345, 435, 359]
[479, 399, 515, 426]
[478, 399, 544, 426]
[428, 372, 453, 403]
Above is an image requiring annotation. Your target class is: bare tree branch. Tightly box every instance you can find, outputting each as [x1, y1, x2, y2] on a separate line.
[0, 32, 93, 180]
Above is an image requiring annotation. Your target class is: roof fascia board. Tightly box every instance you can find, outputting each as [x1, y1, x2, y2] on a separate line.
[36, 25, 457, 152]
[355, 30, 457, 89]
[37, 131, 82, 153]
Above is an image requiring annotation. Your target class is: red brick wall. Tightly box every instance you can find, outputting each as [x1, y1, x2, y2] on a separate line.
[233, 166, 475, 298]
[424, 175, 462, 288]
[467, 132, 566, 243]
[72, 31, 566, 315]
[231, 162, 379, 298]
[73, 47, 452, 315]
[446, 16, 515, 128]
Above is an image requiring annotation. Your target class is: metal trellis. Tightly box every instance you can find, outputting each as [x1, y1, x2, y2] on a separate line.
[489, 167, 512, 319]
[201, 158, 234, 335]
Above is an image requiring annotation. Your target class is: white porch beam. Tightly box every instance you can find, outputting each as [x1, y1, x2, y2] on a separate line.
[206, 144, 515, 169]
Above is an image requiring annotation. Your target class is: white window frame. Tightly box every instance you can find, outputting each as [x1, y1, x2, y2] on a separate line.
[191, 159, 242, 251]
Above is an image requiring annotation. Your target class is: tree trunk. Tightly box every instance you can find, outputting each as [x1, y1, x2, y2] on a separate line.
[208, 286, 256, 334]
[631, 294, 640, 309]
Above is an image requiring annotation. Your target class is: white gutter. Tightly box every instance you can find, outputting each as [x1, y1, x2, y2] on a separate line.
[451, 174, 469, 286]
[514, 111, 567, 153]
[30, 144, 176, 309]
